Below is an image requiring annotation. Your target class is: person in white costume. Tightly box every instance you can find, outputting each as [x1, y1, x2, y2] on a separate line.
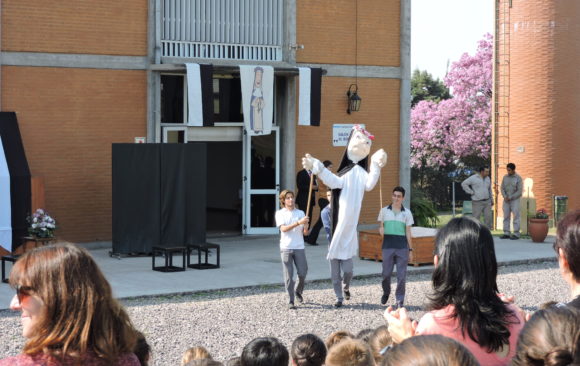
[302, 125, 387, 307]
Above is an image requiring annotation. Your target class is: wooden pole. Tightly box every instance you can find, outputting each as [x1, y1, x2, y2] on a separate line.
[305, 172, 314, 220]
[379, 173, 383, 210]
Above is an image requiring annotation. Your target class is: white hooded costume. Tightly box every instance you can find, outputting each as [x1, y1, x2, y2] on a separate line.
[303, 126, 387, 260]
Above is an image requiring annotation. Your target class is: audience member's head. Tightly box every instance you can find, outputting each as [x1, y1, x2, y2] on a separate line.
[355, 329, 374, 344]
[430, 217, 520, 352]
[511, 306, 580, 366]
[325, 338, 374, 366]
[134, 331, 151, 366]
[182, 346, 213, 365]
[381, 335, 479, 366]
[224, 356, 242, 366]
[184, 360, 223, 366]
[555, 210, 580, 285]
[291, 333, 327, 366]
[9, 243, 138, 363]
[241, 337, 289, 366]
[325, 330, 354, 351]
[368, 325, 392, 364]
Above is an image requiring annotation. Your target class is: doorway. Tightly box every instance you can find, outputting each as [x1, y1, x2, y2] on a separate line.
[205, 141, 243, 235]
[243, 127, 280, 234]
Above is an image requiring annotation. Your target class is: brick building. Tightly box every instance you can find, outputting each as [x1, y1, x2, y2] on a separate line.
[1, 0, 410, 243]
[493, 0, 579, 229]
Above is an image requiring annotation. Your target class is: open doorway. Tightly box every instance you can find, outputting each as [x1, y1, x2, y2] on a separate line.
[206, 141, 243, 235]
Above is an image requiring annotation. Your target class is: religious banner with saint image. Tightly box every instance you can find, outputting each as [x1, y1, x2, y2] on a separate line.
[240, 65, 274, 136]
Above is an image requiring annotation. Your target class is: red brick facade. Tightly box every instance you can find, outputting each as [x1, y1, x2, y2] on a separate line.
[1, 0, 403, 242]
[1, 67, 147, 241]
[296, 0, 402, 225]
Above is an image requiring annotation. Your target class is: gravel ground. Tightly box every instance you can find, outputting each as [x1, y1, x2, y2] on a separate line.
[0, 261, 568, 365]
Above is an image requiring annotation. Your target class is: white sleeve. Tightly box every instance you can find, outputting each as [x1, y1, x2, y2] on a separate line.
[317, 168, 344, 189]
[461, 176, 474, 195]
[275, 210, 284, 228]
[407, 212, 414, 226]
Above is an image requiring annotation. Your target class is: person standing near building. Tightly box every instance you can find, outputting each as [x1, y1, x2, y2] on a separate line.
[275, 190, 309, 309]
[296, 167, 318, 245]
[377, 186, 414, 308]
[321, 190, 333, 242]
[500, 163, 523, 240]
[461, 166, 493, 228]
[296, 160, 333, 245]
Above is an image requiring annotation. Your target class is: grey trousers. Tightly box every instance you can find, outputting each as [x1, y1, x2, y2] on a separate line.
[330, 258, 353, 302]
[503, 199, 521, 236]
[280, 249, 308, 303]
[472, 200, 492, 228]
[381, 248, 409, 305]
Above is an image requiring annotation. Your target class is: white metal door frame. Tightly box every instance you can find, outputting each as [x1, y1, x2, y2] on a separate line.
[242, 127, 280, 234]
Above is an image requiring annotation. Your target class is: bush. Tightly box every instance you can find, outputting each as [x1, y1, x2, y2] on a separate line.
[410, 188, 439, 228]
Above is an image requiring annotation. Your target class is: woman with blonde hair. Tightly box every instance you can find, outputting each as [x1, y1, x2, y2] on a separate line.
[382, 335, 479, 366]
[0, 243, 140, 365]
[181, 346, 213, 365]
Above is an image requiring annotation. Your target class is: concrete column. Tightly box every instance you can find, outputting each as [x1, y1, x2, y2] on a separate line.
[284, 0, 297, 64]
[399, 0, 412, 206]
[281, 77, 297, 192]
[281, 0, 297, 191]
[147, 0, 161, 142]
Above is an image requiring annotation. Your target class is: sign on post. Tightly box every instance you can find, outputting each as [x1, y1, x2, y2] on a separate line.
[332, 124, 365, 147]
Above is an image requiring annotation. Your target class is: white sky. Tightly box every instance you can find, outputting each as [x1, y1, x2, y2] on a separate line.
[411, 0, 494, 81]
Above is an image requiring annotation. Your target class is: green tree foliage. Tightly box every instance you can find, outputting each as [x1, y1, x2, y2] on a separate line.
[411, 69, 451, 107]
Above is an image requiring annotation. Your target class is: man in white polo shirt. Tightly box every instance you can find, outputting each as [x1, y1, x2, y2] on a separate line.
[462, 166, 493, 228]
[377, 186, 413, 308]
[275, 189, 310, 309]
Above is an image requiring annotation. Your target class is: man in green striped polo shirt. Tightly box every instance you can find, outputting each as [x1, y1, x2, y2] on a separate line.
[377, 186, 414, 308]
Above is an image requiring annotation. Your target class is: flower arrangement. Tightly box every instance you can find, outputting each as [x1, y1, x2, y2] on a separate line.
[533, 208, 549, 220]
[27, 209, 57, 238]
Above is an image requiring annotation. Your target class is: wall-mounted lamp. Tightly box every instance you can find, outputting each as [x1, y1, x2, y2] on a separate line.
[346, 84, 362, 114]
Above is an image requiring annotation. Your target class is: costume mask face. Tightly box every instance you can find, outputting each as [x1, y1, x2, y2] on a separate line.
[347, 130, 372, 163]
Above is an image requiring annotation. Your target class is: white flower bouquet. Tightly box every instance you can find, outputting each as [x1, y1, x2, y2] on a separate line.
[27, 208, 57, 238]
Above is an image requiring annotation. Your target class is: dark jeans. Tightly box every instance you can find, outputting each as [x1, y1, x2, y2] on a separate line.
[381, 248, 409, 305]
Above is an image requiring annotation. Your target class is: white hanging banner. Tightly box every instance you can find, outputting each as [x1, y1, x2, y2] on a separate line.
[298, 67, 311, 126]
[0, 138, 12, 252]
[186, 63, 203, 126]
[240, 65, 274, 136]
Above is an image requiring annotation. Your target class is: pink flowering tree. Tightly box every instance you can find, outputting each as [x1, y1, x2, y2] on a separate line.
[411, 33, 492, 170]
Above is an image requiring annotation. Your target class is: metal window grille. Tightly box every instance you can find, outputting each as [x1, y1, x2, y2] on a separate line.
[161, 0, 283, 61]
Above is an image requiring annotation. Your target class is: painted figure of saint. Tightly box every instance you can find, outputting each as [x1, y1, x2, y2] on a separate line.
[250, 67, 265, 133]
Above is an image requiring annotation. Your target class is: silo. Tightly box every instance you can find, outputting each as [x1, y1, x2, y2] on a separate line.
[493, 0, 580, 227]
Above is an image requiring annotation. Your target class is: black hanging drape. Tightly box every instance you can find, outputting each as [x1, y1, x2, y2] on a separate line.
[0, 112, 31, 252]
[112, 143, 207, 254]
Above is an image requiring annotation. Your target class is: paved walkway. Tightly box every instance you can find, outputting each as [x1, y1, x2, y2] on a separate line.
[0, 232, 557, 310]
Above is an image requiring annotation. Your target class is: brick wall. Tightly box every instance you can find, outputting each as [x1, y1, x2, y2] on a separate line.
[1, 0, 148, 56]
[296, 0, 400, 66]
[1, 66, 147, 242]
[498, 0, 580, 220]
[295, 76, 401, 226]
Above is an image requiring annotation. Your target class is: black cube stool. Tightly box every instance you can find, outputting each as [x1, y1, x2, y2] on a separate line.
[151, 246, 186, 272]
[187, 243, 220, 269]
[2, 255, 20, 283]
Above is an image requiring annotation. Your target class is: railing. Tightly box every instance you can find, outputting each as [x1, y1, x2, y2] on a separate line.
[162, 41, 282, 61]
[161, 0, 283, 61]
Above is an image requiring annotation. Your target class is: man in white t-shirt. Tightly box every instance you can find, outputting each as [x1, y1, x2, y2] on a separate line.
[275, 189, 310, 309]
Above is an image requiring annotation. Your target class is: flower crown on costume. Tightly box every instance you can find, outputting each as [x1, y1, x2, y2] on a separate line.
[352, 124, 374, 140]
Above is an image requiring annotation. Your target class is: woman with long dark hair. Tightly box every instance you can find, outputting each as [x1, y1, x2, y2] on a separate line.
[385, 217, 524, 366]
[1, 243, 140, 365]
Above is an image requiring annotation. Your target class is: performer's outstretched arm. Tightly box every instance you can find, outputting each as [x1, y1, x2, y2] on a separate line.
[365, 149, 387, 191]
